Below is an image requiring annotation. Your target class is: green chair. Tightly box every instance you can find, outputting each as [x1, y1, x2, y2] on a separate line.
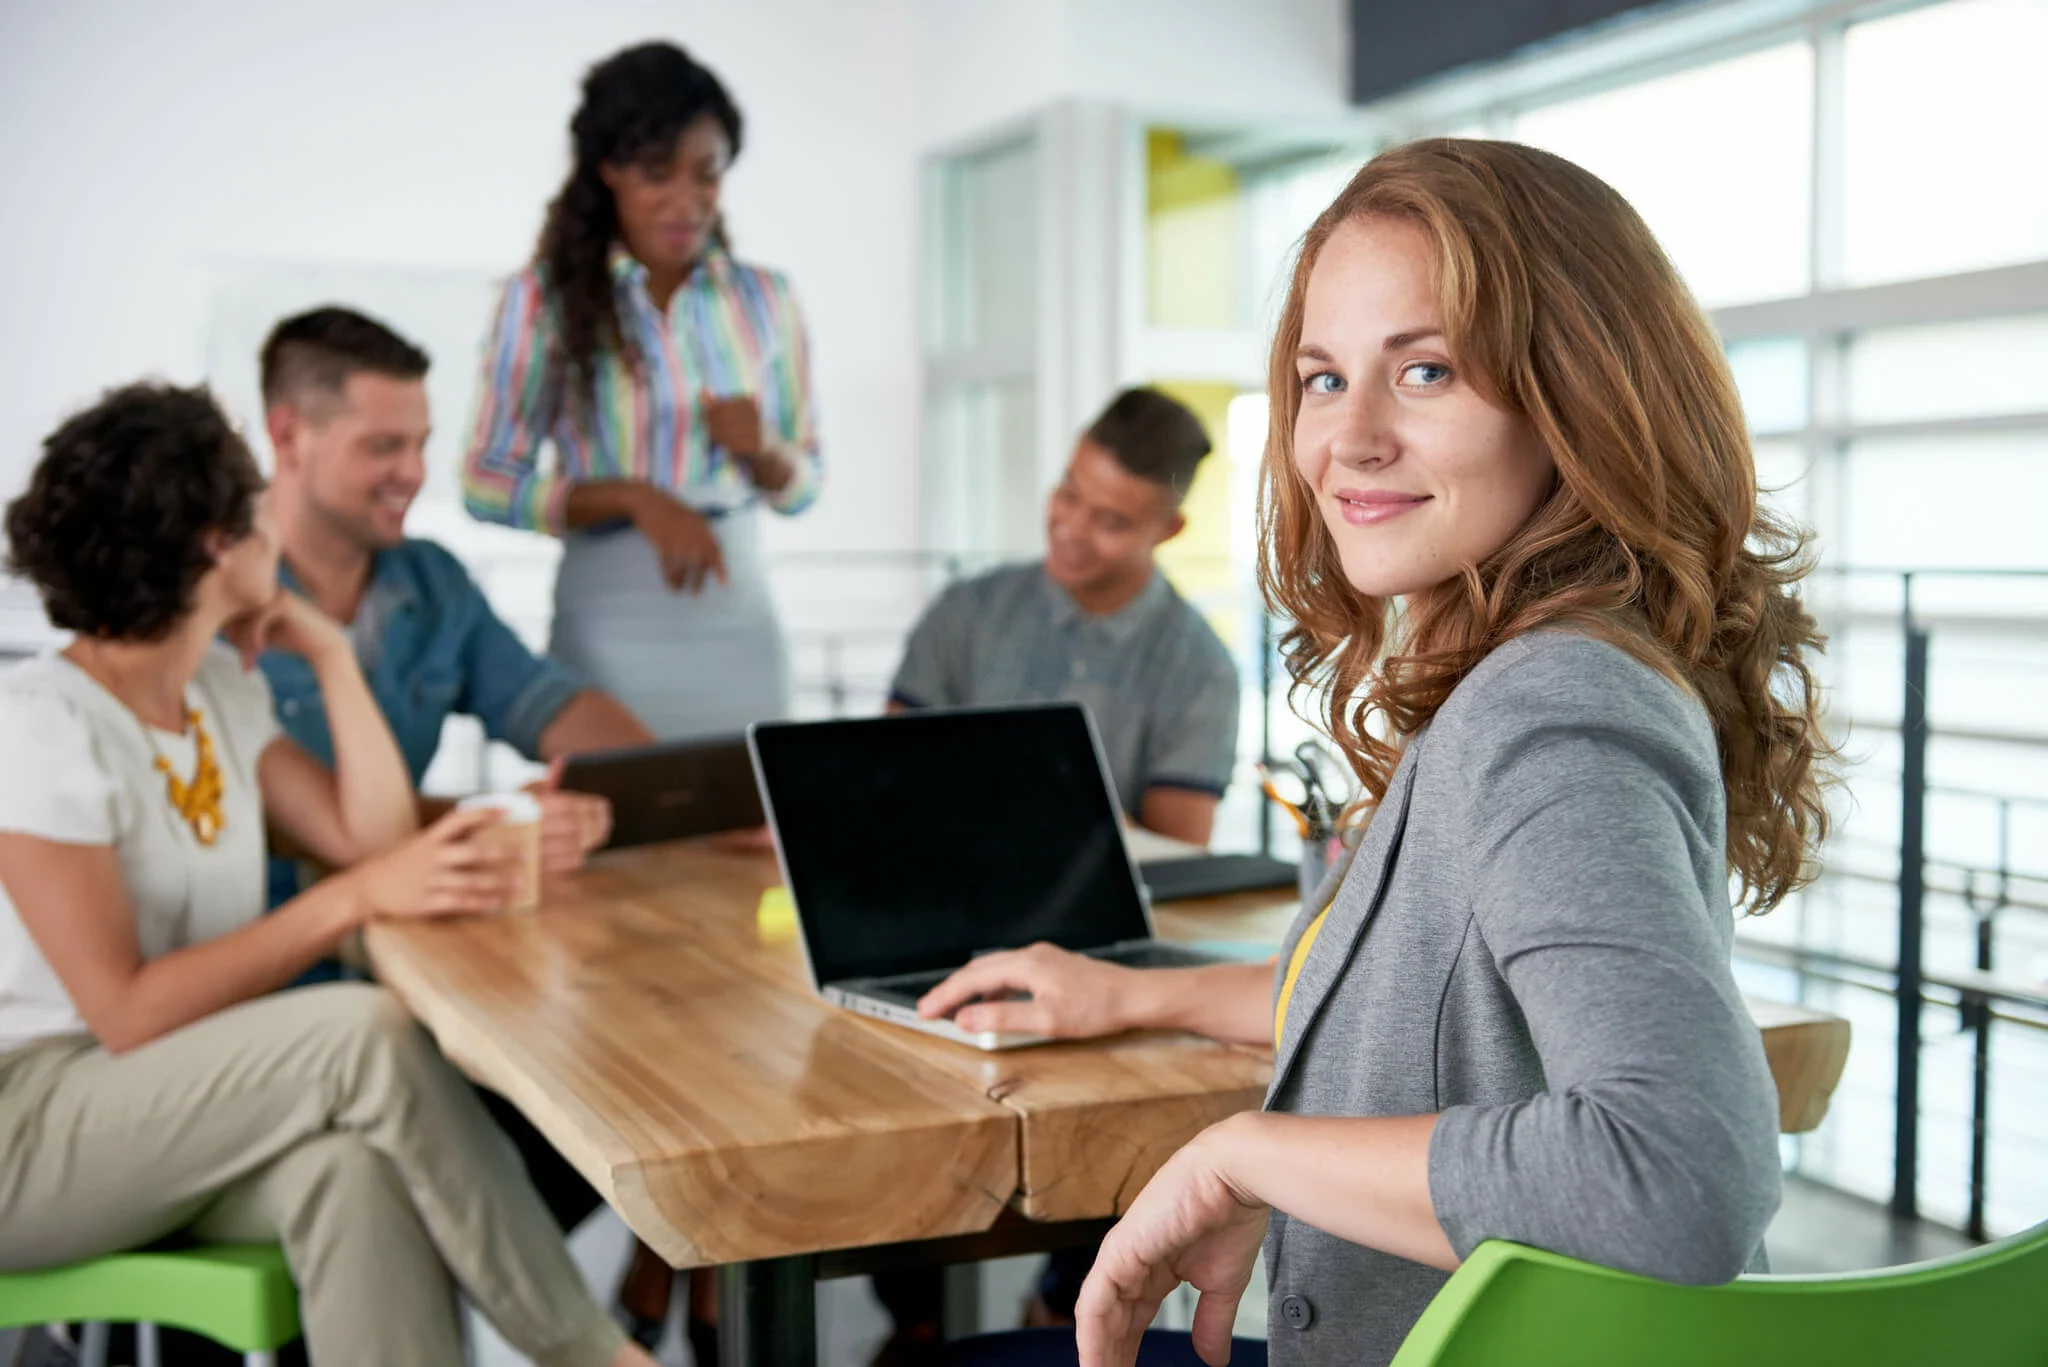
[1391, 1218, 2048, 1366]
[0, 1243, 300, 1367]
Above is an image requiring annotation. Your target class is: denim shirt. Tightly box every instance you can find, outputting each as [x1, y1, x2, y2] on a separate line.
[260, 538, 583, 908]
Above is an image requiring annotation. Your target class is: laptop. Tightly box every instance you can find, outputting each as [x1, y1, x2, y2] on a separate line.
[559, 735, 764, 850]
[747, 703, 1227, 1049]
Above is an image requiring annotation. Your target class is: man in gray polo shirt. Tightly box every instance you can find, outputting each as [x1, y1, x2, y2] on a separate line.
[889, 387, 1239, 847]
[868, 390, 1237, 1357]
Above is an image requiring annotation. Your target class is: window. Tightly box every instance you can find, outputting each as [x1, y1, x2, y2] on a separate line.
[1842, 432, 2048, 569]
[1727, 337, 1810, 435]
[1750, 437, 1813, 525]
[1147, 131, 1246, 331]
[1845, 314, 2048, 424]
[932, 136, 1039, 352]
[1512, 42, 1814, 307]
[1239, 150, 1367, 328]
[1146, 132, 1371, 334]
[926, 130, 1046, 559]
[924, 381, 1040, 557]
[1843, 0, 2048, 285]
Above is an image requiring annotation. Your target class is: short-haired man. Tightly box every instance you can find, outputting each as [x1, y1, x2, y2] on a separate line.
[258, 306, 654, 1234]
[890, 386, 1239, 846]
[872, 390, 1240, 1355]
[259, 307, 651, 859]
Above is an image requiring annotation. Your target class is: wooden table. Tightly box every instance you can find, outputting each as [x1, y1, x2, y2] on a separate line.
[364, 840, 1850, 1365]
[366, 841, 1269, 1364]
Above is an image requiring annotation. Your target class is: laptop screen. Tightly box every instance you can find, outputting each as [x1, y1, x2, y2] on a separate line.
[750, 704, 1154, 984]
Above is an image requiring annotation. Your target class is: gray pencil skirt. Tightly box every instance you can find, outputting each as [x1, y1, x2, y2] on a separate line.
[548, 505, 792, 741]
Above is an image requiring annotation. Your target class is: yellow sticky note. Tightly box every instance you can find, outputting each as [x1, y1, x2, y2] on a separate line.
[756, 885, 797, 943]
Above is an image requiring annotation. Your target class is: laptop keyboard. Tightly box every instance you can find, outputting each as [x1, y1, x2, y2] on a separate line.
[858, 971, 950, 1007]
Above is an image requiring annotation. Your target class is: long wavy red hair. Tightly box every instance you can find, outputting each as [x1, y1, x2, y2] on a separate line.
[1258, 138, 1832, 911]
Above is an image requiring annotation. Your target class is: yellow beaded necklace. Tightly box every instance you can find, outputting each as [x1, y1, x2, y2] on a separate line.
[149, 707, 227, 847]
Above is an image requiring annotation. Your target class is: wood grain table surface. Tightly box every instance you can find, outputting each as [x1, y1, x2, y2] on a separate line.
[366, 840, 1849, 1268]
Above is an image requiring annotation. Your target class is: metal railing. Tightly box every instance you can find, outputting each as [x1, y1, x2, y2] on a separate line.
[1831, 569, 2048, 1233]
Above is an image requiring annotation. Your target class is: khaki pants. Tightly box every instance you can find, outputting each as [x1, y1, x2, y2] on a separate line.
[0, 984, 623, 1367]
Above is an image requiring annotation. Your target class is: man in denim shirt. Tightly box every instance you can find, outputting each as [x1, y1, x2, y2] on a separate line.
[254, 307, 653, 1240]
[257, 307, 651, 904]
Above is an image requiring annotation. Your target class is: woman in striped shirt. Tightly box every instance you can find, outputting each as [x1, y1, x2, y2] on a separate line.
[462, 41, 821, 742]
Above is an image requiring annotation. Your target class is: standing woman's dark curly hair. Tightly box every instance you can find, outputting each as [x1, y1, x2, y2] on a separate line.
[538, 42, 743, 396]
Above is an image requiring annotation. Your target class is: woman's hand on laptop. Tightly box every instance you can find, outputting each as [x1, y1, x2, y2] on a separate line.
[917, 943, 1140, 1040]
[923, 948, 1280, 1048]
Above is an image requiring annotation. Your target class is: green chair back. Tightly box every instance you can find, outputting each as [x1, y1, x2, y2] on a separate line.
[0, 1243, 300, 1354]
[1392, 1220, 2048, 1367]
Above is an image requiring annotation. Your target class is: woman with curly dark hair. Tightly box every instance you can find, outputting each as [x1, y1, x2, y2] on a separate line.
[0, 382, 662, 1367]
[915, 139, 1835, 1367]
[461, 40, 821, 743]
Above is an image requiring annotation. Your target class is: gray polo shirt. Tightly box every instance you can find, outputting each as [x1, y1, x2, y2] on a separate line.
[889, 563, 1240, 815]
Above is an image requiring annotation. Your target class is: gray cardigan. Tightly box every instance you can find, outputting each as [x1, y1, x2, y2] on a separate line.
[1263, 630, 1782, 1367]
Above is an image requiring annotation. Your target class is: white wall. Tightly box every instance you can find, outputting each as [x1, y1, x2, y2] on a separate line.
[0, 0, 1351, 541]
[1065, 0, 1352, 118]
[0, 0, 1350, 669]
[0, 0, 922, 558]
[912, 0, 1351, 147]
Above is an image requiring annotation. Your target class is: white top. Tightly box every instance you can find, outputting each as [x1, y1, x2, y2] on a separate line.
[0, 644, 280, 1053]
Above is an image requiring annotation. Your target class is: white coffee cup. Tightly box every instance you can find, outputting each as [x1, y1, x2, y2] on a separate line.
[458, 791, 543, 913]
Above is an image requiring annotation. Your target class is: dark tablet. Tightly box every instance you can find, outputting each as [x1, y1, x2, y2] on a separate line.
[558, 735, 764, 850]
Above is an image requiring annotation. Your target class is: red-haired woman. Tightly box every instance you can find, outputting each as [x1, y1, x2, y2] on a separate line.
[917, 138, 1833, 1367]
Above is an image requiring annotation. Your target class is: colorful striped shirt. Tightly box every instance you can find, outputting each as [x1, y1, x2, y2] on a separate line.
[461, 245, 821, 533]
